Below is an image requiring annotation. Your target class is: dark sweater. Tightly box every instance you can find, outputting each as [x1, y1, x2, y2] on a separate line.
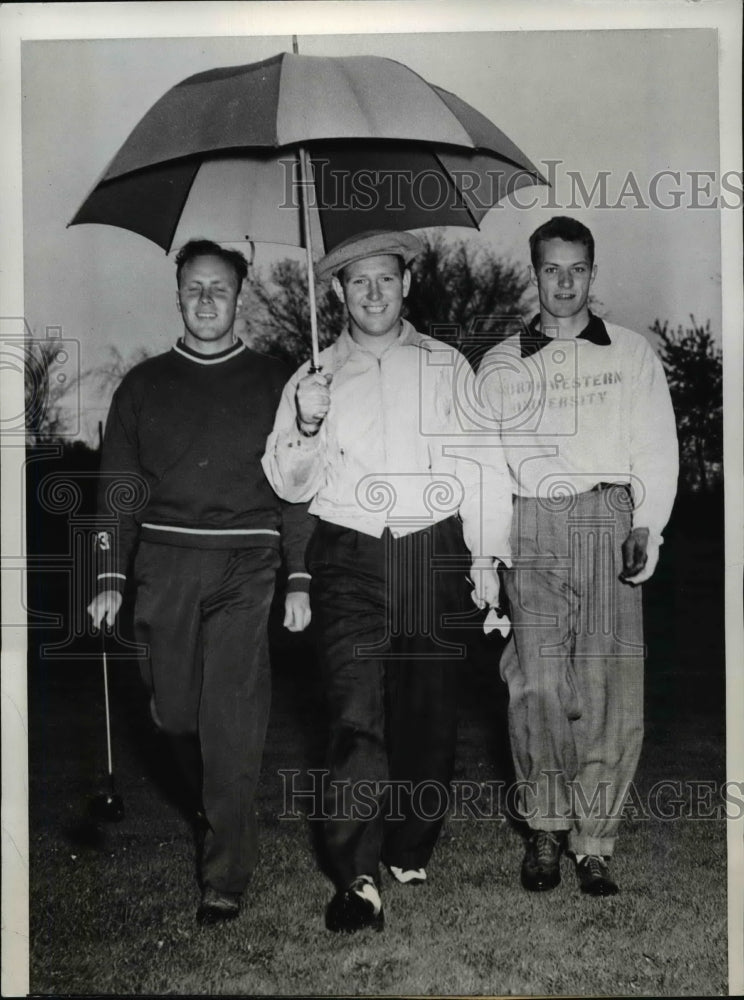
[95, 338, 312, 594]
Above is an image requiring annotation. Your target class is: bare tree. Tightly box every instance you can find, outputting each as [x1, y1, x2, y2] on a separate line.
[94, 345, 154, 395]
[242, 259, 345, 368]
[24, 337, 80, 446]
[405, 231, 531, 343]
[241, 232, 533, 369]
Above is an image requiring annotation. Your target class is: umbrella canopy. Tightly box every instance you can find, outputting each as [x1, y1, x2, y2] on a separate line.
[70, 52, 547, 253]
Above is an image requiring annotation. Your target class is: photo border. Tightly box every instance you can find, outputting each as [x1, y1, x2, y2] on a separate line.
[2, 2, 741, 996]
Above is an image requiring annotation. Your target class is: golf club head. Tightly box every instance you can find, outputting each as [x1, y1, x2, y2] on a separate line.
[89, 791, 125, 823]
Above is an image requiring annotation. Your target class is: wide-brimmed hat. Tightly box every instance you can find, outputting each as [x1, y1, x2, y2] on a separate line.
[316, 229, 423, 281]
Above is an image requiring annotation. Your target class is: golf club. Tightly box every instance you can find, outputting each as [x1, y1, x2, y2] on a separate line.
[89, 627, 125, 822]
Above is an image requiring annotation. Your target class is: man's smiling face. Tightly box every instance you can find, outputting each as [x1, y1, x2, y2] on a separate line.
[333, 254, 410, 341]
[177, 254, 242, 352]
[530, 238, 597, 322]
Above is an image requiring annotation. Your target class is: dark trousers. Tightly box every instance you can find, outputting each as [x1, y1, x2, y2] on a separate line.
[307, 516, 470, 887]
[133, 542, 279, 894]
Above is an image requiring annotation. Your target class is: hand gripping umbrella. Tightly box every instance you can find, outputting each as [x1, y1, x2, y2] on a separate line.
[70, 51, 547, 368]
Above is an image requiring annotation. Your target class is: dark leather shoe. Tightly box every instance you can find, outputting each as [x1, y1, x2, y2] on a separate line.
[520, 830, 565, 891]
[325, 875, 384, 933]
[196, 885, 241, 925]
[576, 855, 619, 896]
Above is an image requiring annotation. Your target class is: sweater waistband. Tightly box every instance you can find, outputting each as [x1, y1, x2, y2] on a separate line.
[141, 523, 281, 550]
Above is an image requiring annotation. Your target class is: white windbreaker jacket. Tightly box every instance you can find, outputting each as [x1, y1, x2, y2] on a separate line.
[262, 321, 513, 562]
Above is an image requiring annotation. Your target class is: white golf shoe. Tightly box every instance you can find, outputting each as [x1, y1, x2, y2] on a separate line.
[388, 865, 427, 885]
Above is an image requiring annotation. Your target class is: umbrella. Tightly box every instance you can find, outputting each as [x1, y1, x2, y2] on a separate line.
[70, 52, 547, 366]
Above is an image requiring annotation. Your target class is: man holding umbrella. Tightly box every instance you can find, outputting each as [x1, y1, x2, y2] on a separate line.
[263, 229, 513, 933]
[87, 238, 312, 926]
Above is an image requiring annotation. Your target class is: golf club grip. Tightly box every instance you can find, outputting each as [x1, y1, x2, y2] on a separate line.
[101, 633, 113, 777]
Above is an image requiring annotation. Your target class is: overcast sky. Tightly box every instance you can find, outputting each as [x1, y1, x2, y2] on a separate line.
[19, 19, 729, 442]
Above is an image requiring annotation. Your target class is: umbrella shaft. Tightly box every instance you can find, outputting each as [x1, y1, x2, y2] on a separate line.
[299, 146, 320, 369]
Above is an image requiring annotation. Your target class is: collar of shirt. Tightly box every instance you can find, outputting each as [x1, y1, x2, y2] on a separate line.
[173, 337, 246, 365]
[331, 318, 431, 365]
[521, 312, 612, 359]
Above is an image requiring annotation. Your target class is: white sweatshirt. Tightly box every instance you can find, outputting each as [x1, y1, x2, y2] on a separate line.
[478, 317, 679, 544]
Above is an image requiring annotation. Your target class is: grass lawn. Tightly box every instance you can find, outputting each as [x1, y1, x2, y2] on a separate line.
[28, 507, 727, 996]
[29, 654, 726, 994]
